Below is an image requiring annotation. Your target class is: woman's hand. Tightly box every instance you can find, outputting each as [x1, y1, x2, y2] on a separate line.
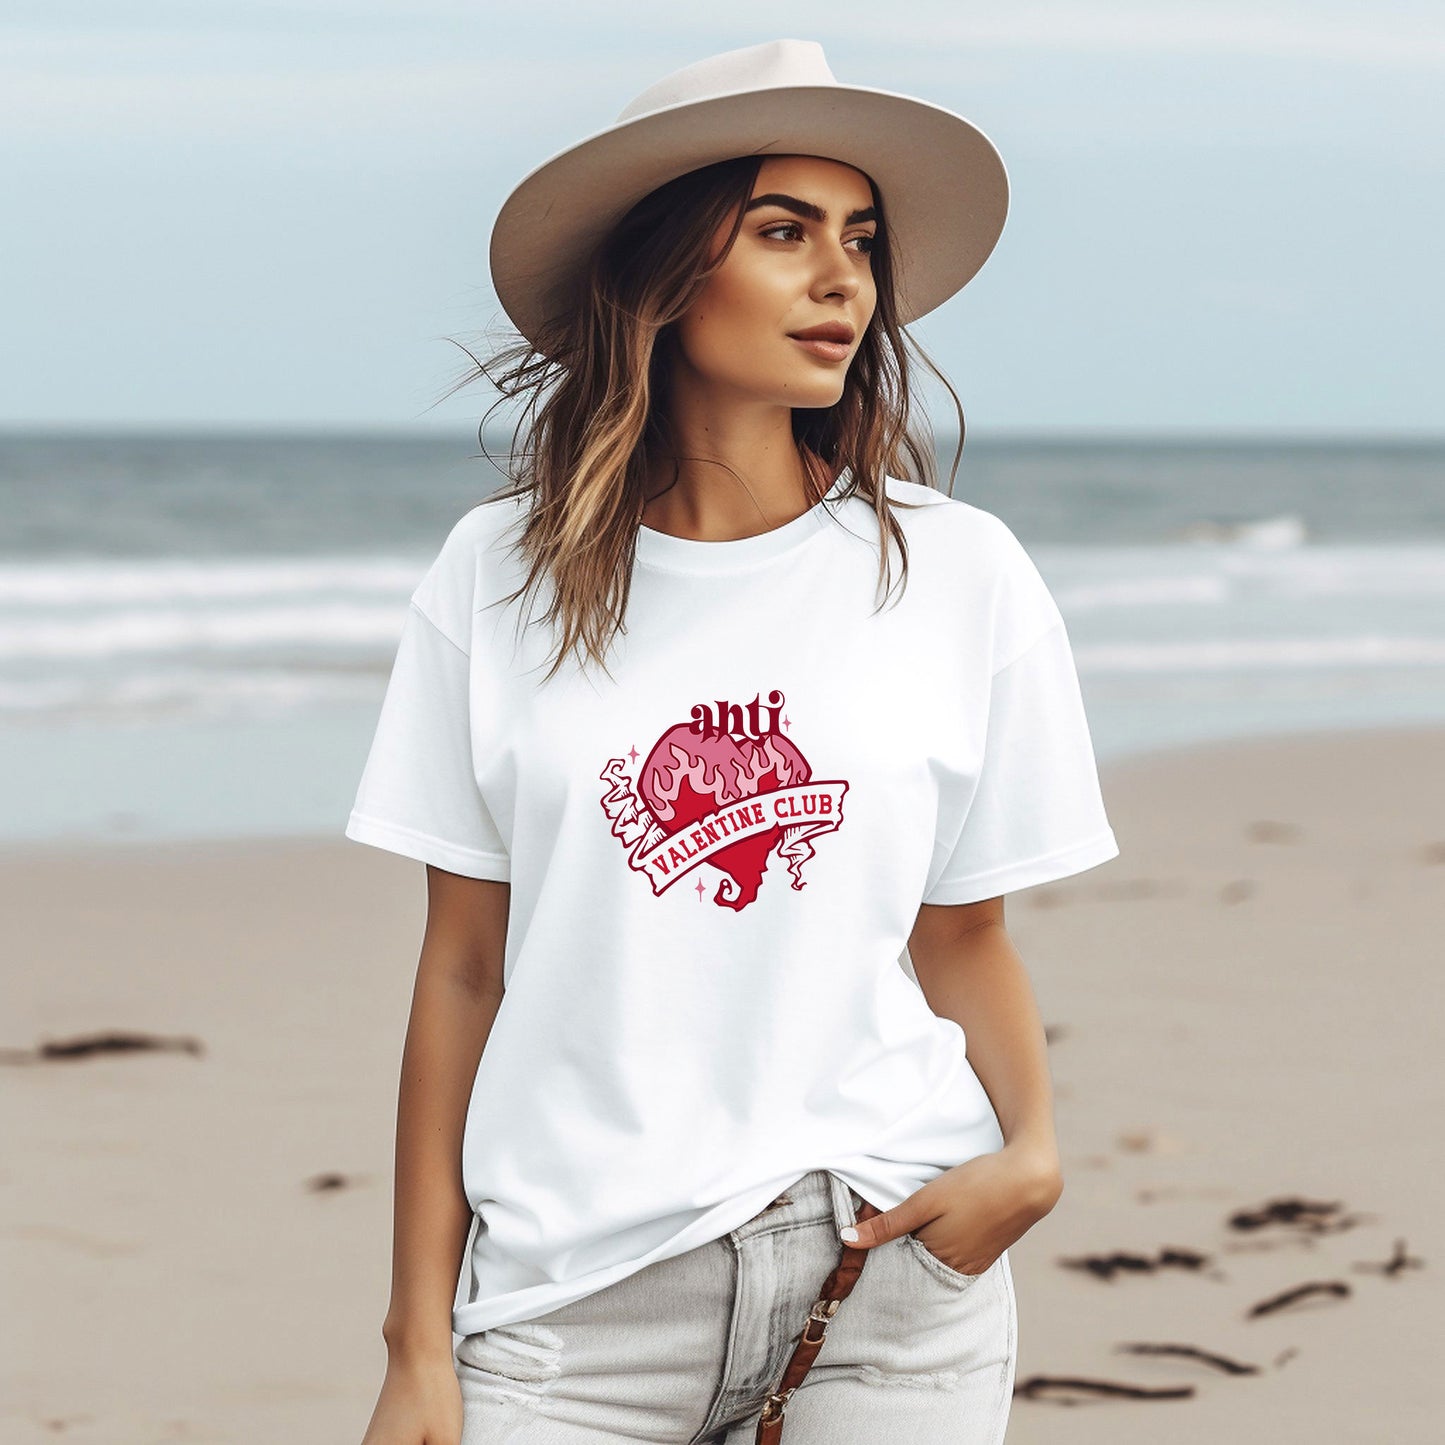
[359, 1348, 464, 1445]
[839, 1143, 1063, 1275]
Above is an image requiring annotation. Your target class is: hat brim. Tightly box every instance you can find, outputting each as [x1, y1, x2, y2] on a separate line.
[489, 82, 1009, 349]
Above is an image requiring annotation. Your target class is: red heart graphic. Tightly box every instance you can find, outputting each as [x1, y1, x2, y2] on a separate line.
[638, 724, 813, 910]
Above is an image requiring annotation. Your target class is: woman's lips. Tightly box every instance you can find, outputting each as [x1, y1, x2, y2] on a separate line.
[789, 336, 852, 362]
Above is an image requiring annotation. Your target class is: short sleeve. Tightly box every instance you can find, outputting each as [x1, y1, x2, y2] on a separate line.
[344, 599, 511, 881]
[922, 619, 1119, 905]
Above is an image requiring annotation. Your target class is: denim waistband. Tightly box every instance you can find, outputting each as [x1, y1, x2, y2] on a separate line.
[730, 1168, 862, 1243]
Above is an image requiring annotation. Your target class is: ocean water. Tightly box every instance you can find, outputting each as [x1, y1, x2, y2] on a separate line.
[2, 430, 1442, 847]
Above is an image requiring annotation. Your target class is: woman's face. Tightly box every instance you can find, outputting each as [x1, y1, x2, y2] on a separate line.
[670, 154, 879, 411]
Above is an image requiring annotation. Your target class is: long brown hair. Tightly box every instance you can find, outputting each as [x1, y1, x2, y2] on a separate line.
[437, 154, 966, 683]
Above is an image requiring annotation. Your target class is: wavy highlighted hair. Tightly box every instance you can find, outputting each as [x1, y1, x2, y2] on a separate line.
[437, 154, 966, 683]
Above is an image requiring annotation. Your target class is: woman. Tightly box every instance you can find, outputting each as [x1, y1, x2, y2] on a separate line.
[347, 39, 1119, 1445]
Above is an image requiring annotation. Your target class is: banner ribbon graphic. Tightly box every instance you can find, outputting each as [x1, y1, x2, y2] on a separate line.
[599, 759, 848, 896]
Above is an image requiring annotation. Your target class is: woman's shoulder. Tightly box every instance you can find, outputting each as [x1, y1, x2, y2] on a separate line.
[880, 474, 1029, 561]
[409, 488, 531, 634]
[433, 486, 531, 563]
[879, 475, 1062, 657]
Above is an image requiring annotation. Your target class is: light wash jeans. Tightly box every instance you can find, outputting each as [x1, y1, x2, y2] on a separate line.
[455, 1167, 1018, 1443]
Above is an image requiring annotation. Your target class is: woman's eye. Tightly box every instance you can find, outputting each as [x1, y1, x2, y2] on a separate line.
[760, 222, 876, 255]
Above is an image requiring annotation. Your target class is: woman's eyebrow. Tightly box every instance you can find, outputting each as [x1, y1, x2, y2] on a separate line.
[744, 193, 877, 225]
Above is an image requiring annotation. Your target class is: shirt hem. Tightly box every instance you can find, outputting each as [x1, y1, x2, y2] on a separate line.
[452, 1173, 801, 1337]
[449, 1150, 981, 1338]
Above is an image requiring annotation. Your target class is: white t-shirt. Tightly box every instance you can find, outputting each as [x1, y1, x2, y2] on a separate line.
[345, 469, 1119, 1336]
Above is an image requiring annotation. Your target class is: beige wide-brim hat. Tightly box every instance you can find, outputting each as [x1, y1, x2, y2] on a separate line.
[489, 38, 1009, 353]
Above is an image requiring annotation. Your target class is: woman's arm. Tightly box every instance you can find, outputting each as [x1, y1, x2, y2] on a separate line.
[835, 896, 1065, 1269]
[907, 895, 1062, 1183]
[381, 866, 510, 1364]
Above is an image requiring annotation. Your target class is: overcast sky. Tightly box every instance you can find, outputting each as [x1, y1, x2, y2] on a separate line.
[2, 1, 1441, 435]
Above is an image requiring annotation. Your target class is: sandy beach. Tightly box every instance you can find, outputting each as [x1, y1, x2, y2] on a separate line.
[3, 723, 1441, 1443]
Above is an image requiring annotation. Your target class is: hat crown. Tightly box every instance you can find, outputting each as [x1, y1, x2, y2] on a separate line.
[615, 38, 838, 124]
[491, 38, 1010, 352]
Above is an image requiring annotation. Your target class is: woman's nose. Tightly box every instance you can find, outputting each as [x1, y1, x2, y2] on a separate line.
[814, 251, 861, 300]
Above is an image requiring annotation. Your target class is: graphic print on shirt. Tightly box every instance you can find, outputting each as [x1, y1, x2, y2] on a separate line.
[598, 688, 849, 911]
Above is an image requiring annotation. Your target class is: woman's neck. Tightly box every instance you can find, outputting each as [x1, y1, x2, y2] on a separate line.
[640, 406, 830, 544]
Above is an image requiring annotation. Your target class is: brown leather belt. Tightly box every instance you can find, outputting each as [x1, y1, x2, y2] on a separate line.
[754, 1198, 883, 1444]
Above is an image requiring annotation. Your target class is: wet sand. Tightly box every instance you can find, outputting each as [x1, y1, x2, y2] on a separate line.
[2, 724, 1441, 1442]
